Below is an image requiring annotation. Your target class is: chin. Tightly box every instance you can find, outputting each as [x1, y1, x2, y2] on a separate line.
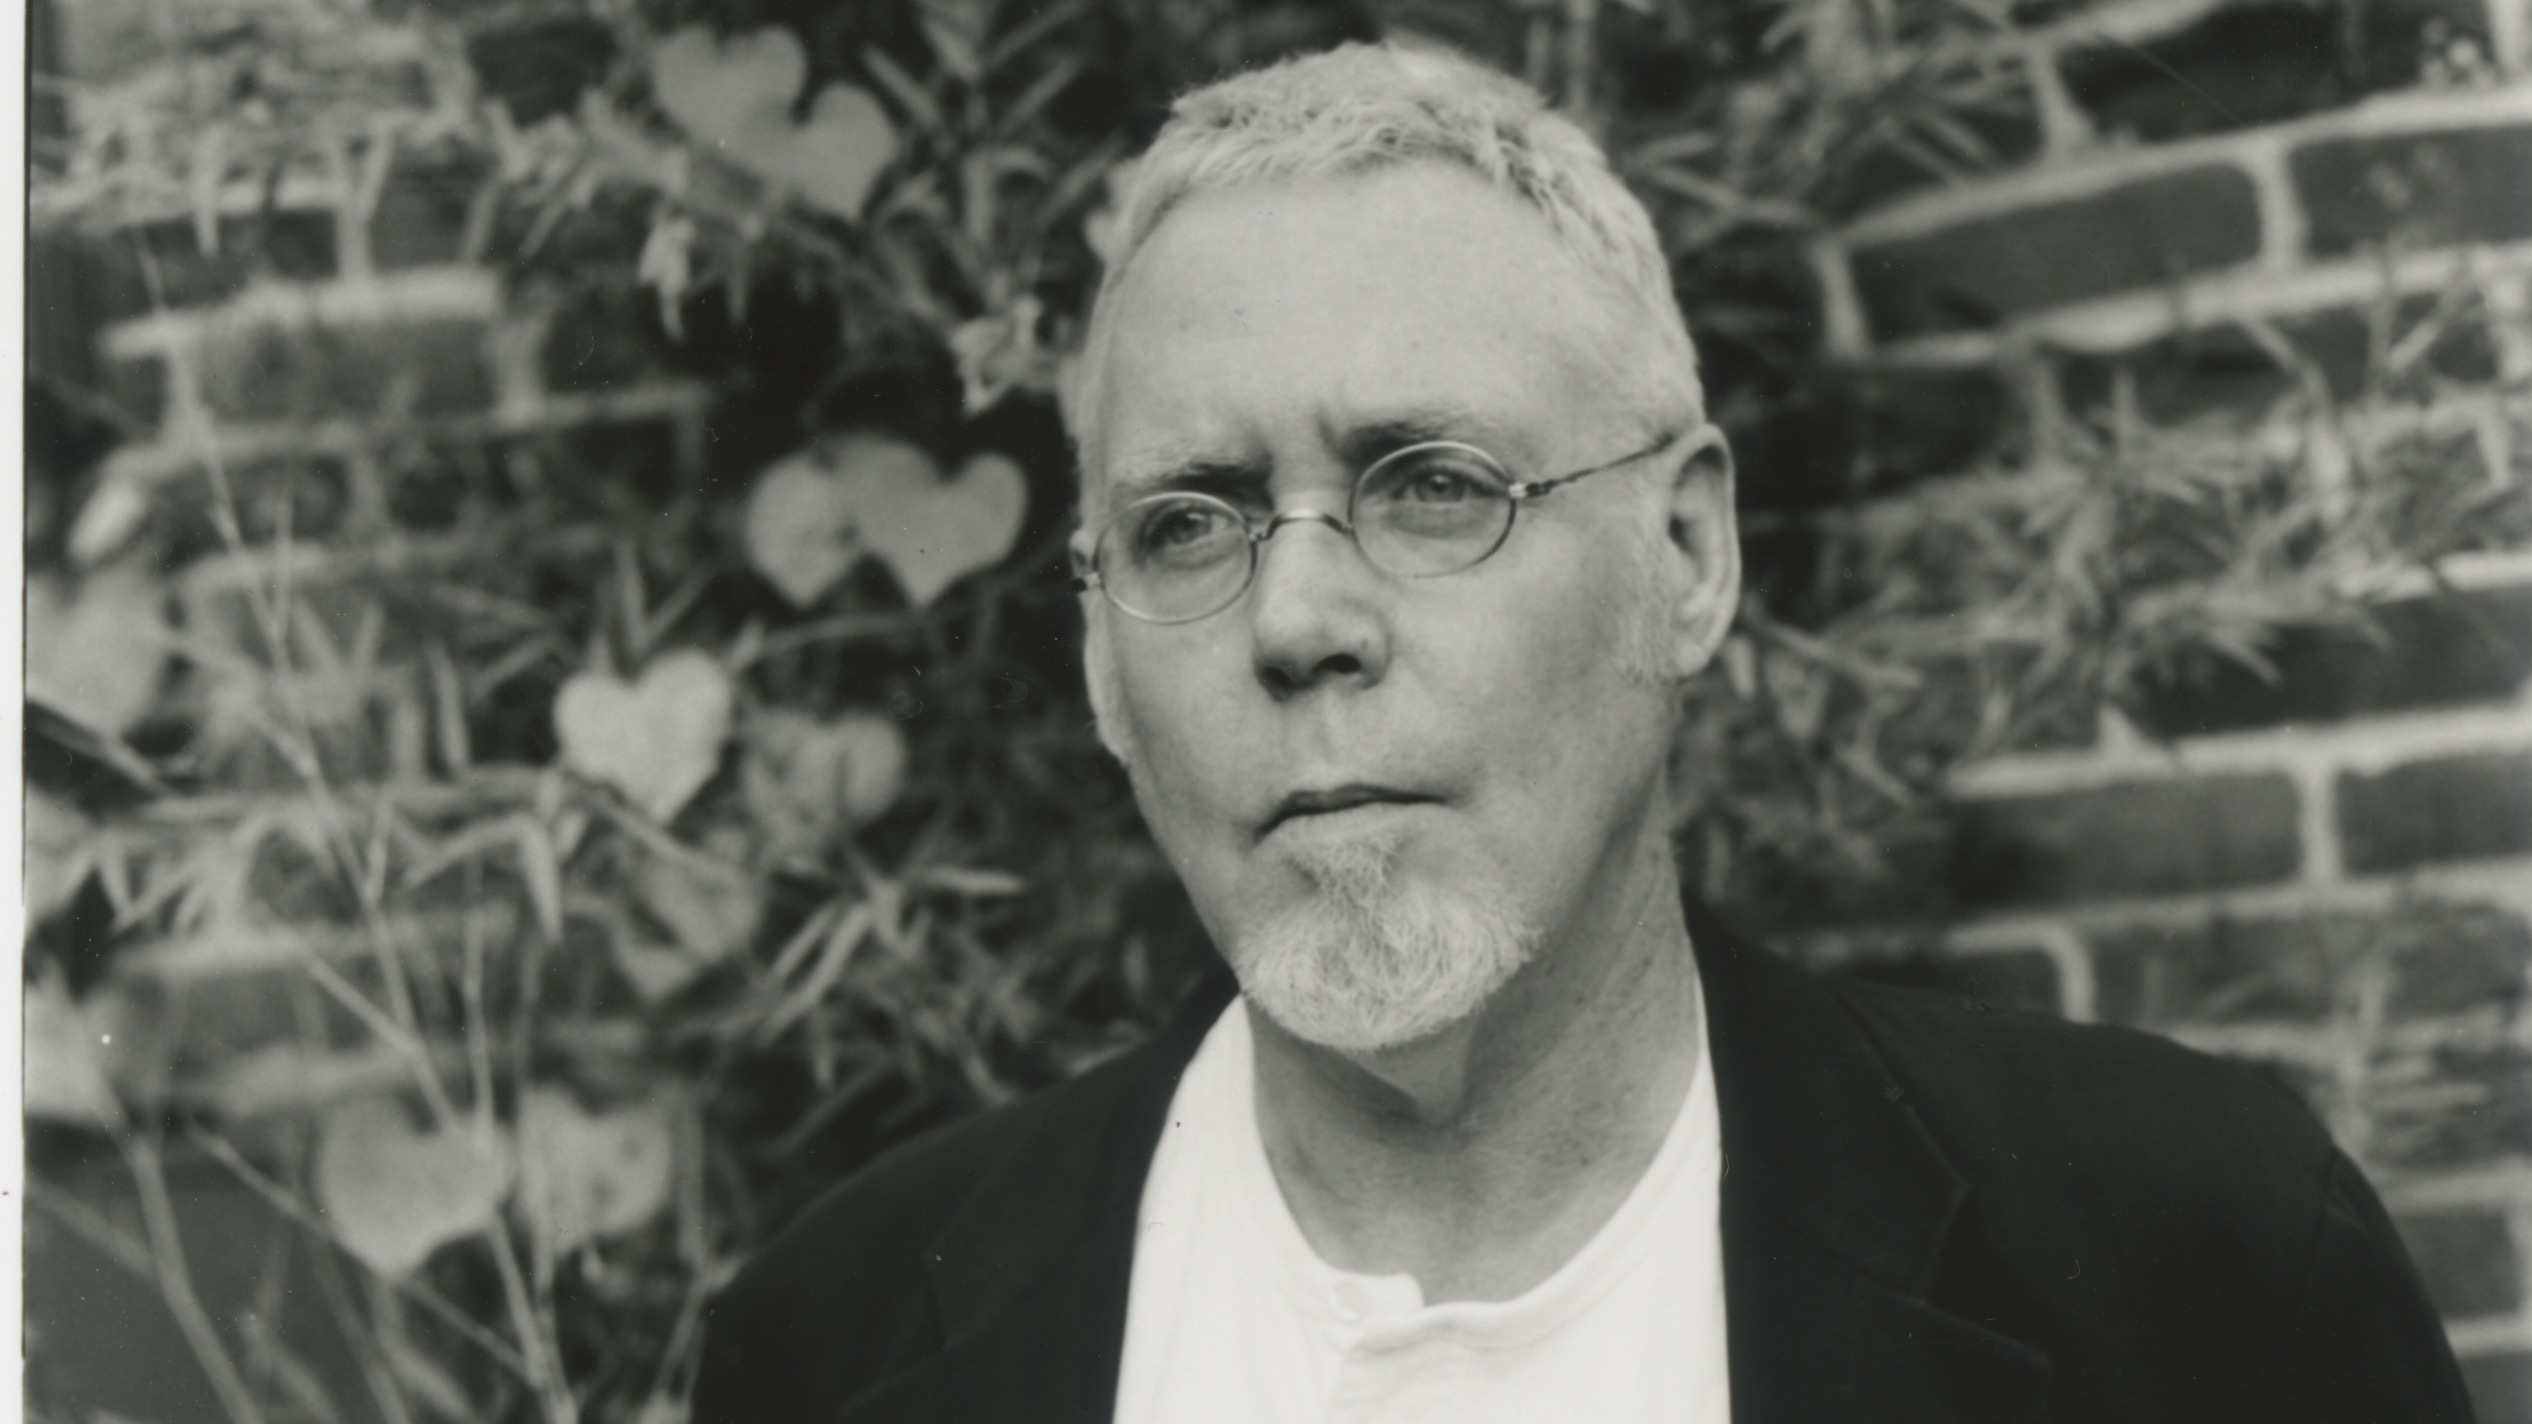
[1234, 866, 1539, 1055]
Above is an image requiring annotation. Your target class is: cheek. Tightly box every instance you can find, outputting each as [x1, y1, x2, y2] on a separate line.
[1448, 568, 1672, 806]
[1099, 628, 1253, 834]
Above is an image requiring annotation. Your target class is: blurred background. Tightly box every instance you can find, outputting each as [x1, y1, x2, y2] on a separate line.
[21, 0, 2532, 1420]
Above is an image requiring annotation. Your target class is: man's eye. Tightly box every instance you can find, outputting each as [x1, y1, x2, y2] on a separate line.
[1400, 466, 1482, 503]
[1128, 500, 1242, 562]
[1373, 452, 1501, 506]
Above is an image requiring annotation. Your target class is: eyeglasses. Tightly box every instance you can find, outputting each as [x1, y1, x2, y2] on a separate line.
[1074, 435, 1679, 624]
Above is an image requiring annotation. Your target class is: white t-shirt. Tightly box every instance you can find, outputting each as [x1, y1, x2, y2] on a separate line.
[1113, 997, 1731, 1424]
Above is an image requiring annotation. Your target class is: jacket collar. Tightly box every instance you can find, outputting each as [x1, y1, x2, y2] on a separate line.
[843, 916, 2047, 1422]
[1687, 909, 2050, 1421]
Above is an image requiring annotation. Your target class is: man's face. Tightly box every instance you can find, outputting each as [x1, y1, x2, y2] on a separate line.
[1079, 164, 1723, 1052]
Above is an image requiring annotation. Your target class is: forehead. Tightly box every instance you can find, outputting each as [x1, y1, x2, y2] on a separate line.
[1087, 165, 1627, 499]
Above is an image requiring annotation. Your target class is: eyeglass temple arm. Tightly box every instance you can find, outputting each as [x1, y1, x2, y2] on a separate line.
[1505, 431, 1685, 501]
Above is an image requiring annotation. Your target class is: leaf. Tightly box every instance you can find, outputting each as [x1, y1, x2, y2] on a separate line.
[650, 25, 894, 221]
[68, 476, 153, 565]
[908, 865, 1027, 898]
[634, 849, 762, 964]
[515, 819, 567, 945]
[515, 1089, 677, 1255]
[651, 26, 805, 151]
[23, 980, 120, 1125]
[314, 1097, 512, 1277]
[197, 1043, 414, 1118]
[742, 447, 863, 606]
[28, 566, 169, 735]
[743, 709, 910, 862]
[25, 790, 94, 926]
[553, 651, 734, 821]
[760, 83, 897, 220]
[948, 296, 1056, 414]
[1082, 156, 1139, 265]
[741, 436, 1027, 609]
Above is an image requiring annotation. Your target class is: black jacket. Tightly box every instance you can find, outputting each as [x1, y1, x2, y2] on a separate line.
[695, 914, 2473, 1423]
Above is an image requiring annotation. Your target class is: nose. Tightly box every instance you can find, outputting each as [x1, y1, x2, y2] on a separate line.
[1246, 507, 1392, 700]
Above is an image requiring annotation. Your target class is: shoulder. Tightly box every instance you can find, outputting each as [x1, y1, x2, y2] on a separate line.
[1819, 971, 2350, 1314]
[1805, 970, 2471, 1417]
[693, 1045, 1160, 1420]
[1823, 970, 2335, 1193]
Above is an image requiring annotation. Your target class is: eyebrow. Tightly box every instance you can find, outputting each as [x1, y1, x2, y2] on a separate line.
[1331, 401, 1534, 472]
[1105, 452, 1272, 505]
[1104, 402, 1530, 504]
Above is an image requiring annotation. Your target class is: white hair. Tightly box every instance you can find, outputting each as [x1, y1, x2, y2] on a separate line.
[1068, 42, 1704, 488]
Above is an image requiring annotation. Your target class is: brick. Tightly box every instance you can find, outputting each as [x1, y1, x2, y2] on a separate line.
[2091, 899, 2531, 1026]
[379, 432, 500, 532]
[540, 284, 676, 395]
[1881, 654, 2103, 766]
[193, 314, 494, 422]
[181, 547, 463, 666]
[27, 1154, 375, 1424]
[2055, 296, 2503, 425]
[189, 664, 428, 792]
[2393, 1208, 2522, 1316]
[2058, 0, 2489, 143]
[2339, 750, 2532, 874]
[2393, 900, 2532, 1016]
[2128, 586, 2532, 738]
[2373, 1043, 2532, 1169]
[1746, 365, 2019, 509]
[2294, 123, 2532, 257]
[29, 233, 104, 389]
[464, 14, 616, 125]
[102, 350, 170, 428]
[490, 412, 694, 509]
[88, 212, 341, 322]
[1832, 945, 2066, 1015]
[2092, 915, 2350, 1026]
[1950, 772, 2301, 908]
[1828, 70, 2045, 215]
[141, 450, 363, 561]
[369, 149, 493, 272]
[2463, 1351, 2532, 1424]
[1851, 166, 2261, 342]
[40, 0, 172, 84]
[2373, 426, 2532, 553]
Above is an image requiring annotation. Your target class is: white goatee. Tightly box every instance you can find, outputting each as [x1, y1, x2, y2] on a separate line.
[1240, 826, 1538, 1053]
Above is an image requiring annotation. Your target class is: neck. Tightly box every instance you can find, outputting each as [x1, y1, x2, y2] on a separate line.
[1246, 834, 1704, 1302]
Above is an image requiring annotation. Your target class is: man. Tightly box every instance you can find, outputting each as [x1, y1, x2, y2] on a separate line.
[695, 45, 2473, 1424]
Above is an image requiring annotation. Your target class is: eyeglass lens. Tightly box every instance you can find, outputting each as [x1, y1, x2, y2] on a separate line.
[1098, 444, 1518, 622]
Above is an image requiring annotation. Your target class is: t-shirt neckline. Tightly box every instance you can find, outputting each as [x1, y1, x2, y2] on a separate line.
[1210, 994, 1718, 1353]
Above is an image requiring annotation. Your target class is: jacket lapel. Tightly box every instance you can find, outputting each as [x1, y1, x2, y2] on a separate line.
[834, 969, 1237, 1424]
[1692, 914, 2052, 1423]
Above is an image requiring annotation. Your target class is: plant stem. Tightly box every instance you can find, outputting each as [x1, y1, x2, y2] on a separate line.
[123, 1135, 272, 1424]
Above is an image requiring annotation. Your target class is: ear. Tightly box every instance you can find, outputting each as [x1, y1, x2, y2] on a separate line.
[1079, 604, 1139, 766]
[1657, 426, 1741, 680]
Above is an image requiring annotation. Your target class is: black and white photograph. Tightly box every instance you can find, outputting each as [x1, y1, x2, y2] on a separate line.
[18, 0, 2532, 1420]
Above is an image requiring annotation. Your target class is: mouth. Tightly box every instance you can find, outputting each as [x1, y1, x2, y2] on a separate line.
[1261, 785, 1435, 838]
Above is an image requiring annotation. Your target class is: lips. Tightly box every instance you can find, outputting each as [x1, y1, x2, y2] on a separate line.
[1261, 785, 1433, 837]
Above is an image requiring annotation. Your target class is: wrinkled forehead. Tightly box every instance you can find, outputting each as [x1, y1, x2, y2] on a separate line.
[1075, 166, 1649, 518]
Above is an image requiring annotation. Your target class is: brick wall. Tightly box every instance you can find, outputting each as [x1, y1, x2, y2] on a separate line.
[1795, 0, 2532, 1413]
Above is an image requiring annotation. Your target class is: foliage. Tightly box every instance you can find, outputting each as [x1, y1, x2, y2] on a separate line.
[23, 1, 2518, 1422]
